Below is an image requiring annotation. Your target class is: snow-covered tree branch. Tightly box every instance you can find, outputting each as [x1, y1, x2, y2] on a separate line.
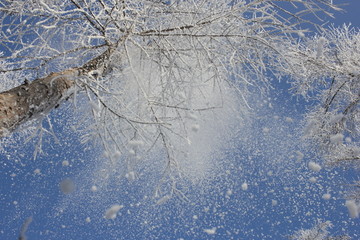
[290, 220, 350, 240]
[0, 0, 346, 196]
[278, 25, 360, 169]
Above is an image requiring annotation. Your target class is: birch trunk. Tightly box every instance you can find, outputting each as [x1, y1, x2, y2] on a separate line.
[0, 46, 112, 137]
[0, 69, 77, 137]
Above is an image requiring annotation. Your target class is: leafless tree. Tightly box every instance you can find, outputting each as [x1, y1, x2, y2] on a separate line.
[0, 0, 339, 197]
[279, 25, 360, 169]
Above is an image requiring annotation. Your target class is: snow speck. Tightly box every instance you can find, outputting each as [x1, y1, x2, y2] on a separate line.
[125, 171, 136, 180]
[62, 160, 69, 166]
[345, 200, 359, 218]
[309, 177, 317, 183]
[241, 182, 248, 191]
[104, 204, 124, 220]
[85, 217, 91, 223]
[308, 161, 321, 172]
[34, 169, 41, 174]
[59, 178, 75, 194]
[204, 227, 217, 235]
[295, 151, 304, 162]
[91, 185, 98, 192]
[262, 127, 270, 133]
[285, 117, 293, 123]
[297, 31, 305, 38]
[322, 193, 331, 200]
[272, 200, 278, 206]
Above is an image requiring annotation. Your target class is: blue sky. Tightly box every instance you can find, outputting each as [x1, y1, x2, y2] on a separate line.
[1, 1, 360, 240]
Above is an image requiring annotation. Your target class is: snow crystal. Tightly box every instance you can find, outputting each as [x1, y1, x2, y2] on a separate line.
[262, 127, 270, 133]
[104, 204, 124, 220]
[295, 151, 304, 162]
[322, 193, 331, 200]
[330, 133, 344, 144]
[125, 171, 136, 180]
[59, 178, 75, 194]
[309, 177, 317, 183]
[226, 189, 233, 196]
[85, 217, 91, 223]
[203, 227, 217, 235]
[62, 160, 69, 166]
[241, 182, 248, 191]
[285, 117, 293, 123]
[345, 200, 359, 218]
[308, 161, 321, 172]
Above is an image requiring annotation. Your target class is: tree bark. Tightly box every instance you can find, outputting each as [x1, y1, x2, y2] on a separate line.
[0, 47, 113, 137]
[0, 69, 77, 137]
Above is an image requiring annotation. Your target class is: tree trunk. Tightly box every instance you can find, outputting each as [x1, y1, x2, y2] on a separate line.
[0, 47, 113, 137]
[0, 69, 77, 137]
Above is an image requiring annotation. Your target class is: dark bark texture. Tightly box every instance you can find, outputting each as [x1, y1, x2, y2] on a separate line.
[0, 69, 77, 137]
